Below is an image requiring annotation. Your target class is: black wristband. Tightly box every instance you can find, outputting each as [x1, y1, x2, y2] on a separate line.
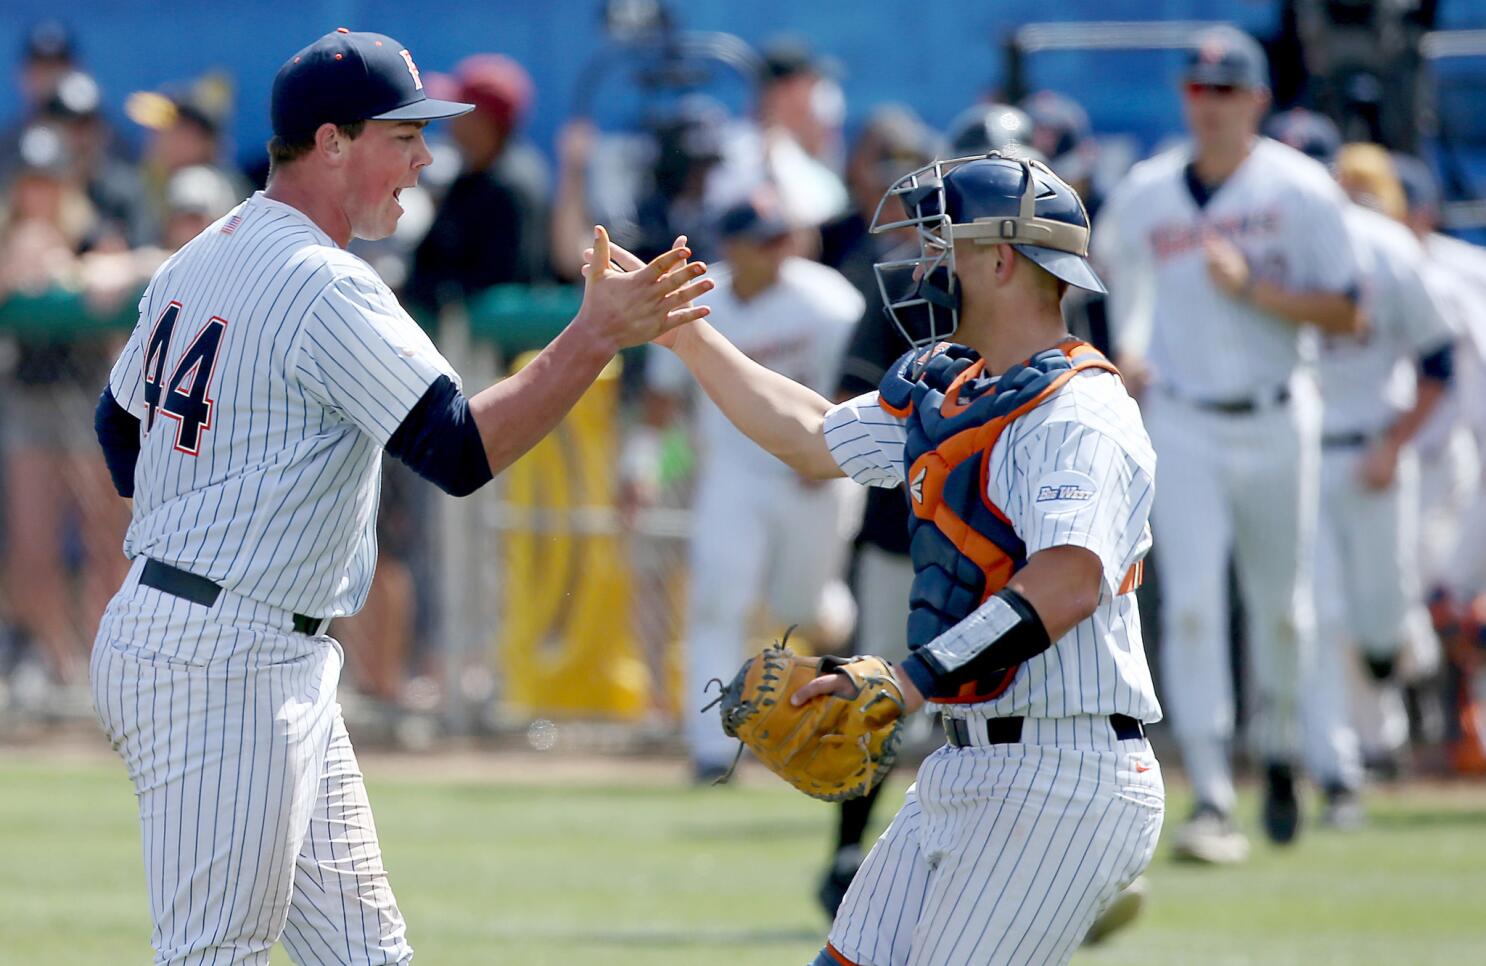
[903, 587, 1053, 700]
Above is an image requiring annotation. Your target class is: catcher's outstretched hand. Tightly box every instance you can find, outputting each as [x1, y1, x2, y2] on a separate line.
[575, 227, 711, 350]
[583, 235, 696, 349]
[793, 661, 927, 715]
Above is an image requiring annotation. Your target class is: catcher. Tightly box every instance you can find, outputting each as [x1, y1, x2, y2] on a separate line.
[593, 152, 1163, 965]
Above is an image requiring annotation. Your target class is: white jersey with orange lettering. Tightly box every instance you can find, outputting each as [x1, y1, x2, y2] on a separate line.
[92, 190, 453, 963]
[1095, 137, 1359, 817]
[1094, 137, 1356, 399]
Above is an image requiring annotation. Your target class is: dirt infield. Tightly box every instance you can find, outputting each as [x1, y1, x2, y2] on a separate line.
[7, 722, 1486, 807]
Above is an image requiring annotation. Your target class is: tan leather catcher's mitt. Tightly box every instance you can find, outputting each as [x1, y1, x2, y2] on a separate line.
[706, 638, 904, 801]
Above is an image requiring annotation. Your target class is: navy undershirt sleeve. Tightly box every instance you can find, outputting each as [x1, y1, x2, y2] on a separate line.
[94, 387, 141, 498]
[1419, 342, 1454, 385]
[385, 375, 494, 497]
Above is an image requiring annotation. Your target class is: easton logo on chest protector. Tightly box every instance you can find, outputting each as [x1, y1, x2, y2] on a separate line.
[877, 338, 1142, 704]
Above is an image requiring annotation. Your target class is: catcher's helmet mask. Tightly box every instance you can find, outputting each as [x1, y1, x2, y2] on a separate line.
[870, 151, 1105, 349]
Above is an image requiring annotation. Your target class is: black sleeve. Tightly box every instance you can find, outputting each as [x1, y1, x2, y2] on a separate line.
[94, 387, 141, 498]
[385, 375, 494, 497]
[1419, 342, 1454, 385]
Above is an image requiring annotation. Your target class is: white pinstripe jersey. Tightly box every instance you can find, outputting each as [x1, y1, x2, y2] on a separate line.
[823, 364, 1162, 722]
[107, 192, 456, 618]
[1095, 138, 1359, 400]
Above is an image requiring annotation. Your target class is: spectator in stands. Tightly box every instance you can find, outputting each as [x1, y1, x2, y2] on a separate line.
[125, 72, 248, 247]
[0, 20, 77, 179]
[408, 54, 549, 311]
[0, 123, 125, 685]
[819, 104, 936, 297]
[45, 70, 150, 248]
[552, 95, 730, 281]
[709, 38, 850, 230]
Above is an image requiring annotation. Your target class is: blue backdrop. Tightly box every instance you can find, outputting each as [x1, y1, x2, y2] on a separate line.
[0, 0, 1292, 169]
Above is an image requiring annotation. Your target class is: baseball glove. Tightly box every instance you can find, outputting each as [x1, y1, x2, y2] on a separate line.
[704, 634, 905, 801]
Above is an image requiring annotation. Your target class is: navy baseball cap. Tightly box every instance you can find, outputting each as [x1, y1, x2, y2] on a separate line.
[271, 29, 473, 142]
[1184, 26, 1269, 90]
[1266, 108, 1341, 164]
[718, 195, 792, 242]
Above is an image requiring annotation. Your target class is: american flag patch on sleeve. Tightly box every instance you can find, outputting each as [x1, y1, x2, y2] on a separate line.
[220, 213, 243, 235]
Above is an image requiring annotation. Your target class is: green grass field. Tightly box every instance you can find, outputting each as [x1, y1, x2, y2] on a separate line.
[2, 751, 1485, 965]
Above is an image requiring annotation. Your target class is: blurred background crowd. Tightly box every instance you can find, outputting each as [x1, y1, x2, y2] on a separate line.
[3, 0, 1486, 802]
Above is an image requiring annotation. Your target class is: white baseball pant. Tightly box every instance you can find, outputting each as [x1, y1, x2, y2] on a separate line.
[825, 715, 1164, 966]
[90, 558, 410, 965]
[1142, 388, 1319, 814]
[1303, 444, 1419, 788]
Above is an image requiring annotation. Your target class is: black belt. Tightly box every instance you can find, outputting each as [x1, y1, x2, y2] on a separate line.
[139, 559, 327, 636]
[942, 713, 1145, 748]
[1321, 431, 1372, 449]
[1169, 385, 1290, 415]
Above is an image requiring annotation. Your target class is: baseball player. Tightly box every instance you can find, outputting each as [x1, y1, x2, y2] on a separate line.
[88, 29, 710, 964]
[1095, 26, 1361, 862]
[1394, 156, 1486, 768]
[1294, 140, 1453, 823]
[599, 151, 1164, 965]
[628, 194, 865, 780]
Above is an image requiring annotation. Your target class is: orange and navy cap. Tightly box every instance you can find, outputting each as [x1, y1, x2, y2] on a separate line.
[271, 28, 473, 142]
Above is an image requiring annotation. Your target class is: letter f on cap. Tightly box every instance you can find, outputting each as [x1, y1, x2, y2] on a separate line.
[399, 49, 423, 90]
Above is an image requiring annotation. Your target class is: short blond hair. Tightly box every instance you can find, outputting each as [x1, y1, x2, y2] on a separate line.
[1336, 143, 1406, 221]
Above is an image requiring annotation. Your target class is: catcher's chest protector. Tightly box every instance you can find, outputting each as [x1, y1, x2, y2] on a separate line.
[878, 338, 1133, 703]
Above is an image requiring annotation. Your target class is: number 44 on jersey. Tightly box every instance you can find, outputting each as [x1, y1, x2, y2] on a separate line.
[142, 301, 227, 456]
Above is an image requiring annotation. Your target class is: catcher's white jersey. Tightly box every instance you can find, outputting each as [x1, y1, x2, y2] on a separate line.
[822, 366, 1162, 724]
[1318, 204, 1452, 437]
[648, 256, 863, 478]
[820, 358, 1164, 966]
[107, 191, 456, 618]
[1094, 137, 1358, 399]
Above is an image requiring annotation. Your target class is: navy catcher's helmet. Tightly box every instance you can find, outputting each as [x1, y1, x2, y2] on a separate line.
[870, 152, 1104, 347]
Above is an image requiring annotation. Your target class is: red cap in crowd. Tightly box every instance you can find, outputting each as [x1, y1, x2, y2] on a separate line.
[452, 54, 533, 128]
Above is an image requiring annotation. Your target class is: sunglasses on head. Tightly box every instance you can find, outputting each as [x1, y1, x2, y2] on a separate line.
[1185, 81, 1242, 97]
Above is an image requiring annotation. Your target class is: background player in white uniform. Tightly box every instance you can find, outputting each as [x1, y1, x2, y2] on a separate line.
[628, 194, 864, 778]
[1293, 141, 1454, 823]
[1095, 26, 1361, 862]
[597, 152, 1164, 965]
[1395, 156, 1486, 766]
[88, 29, 712, 965]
